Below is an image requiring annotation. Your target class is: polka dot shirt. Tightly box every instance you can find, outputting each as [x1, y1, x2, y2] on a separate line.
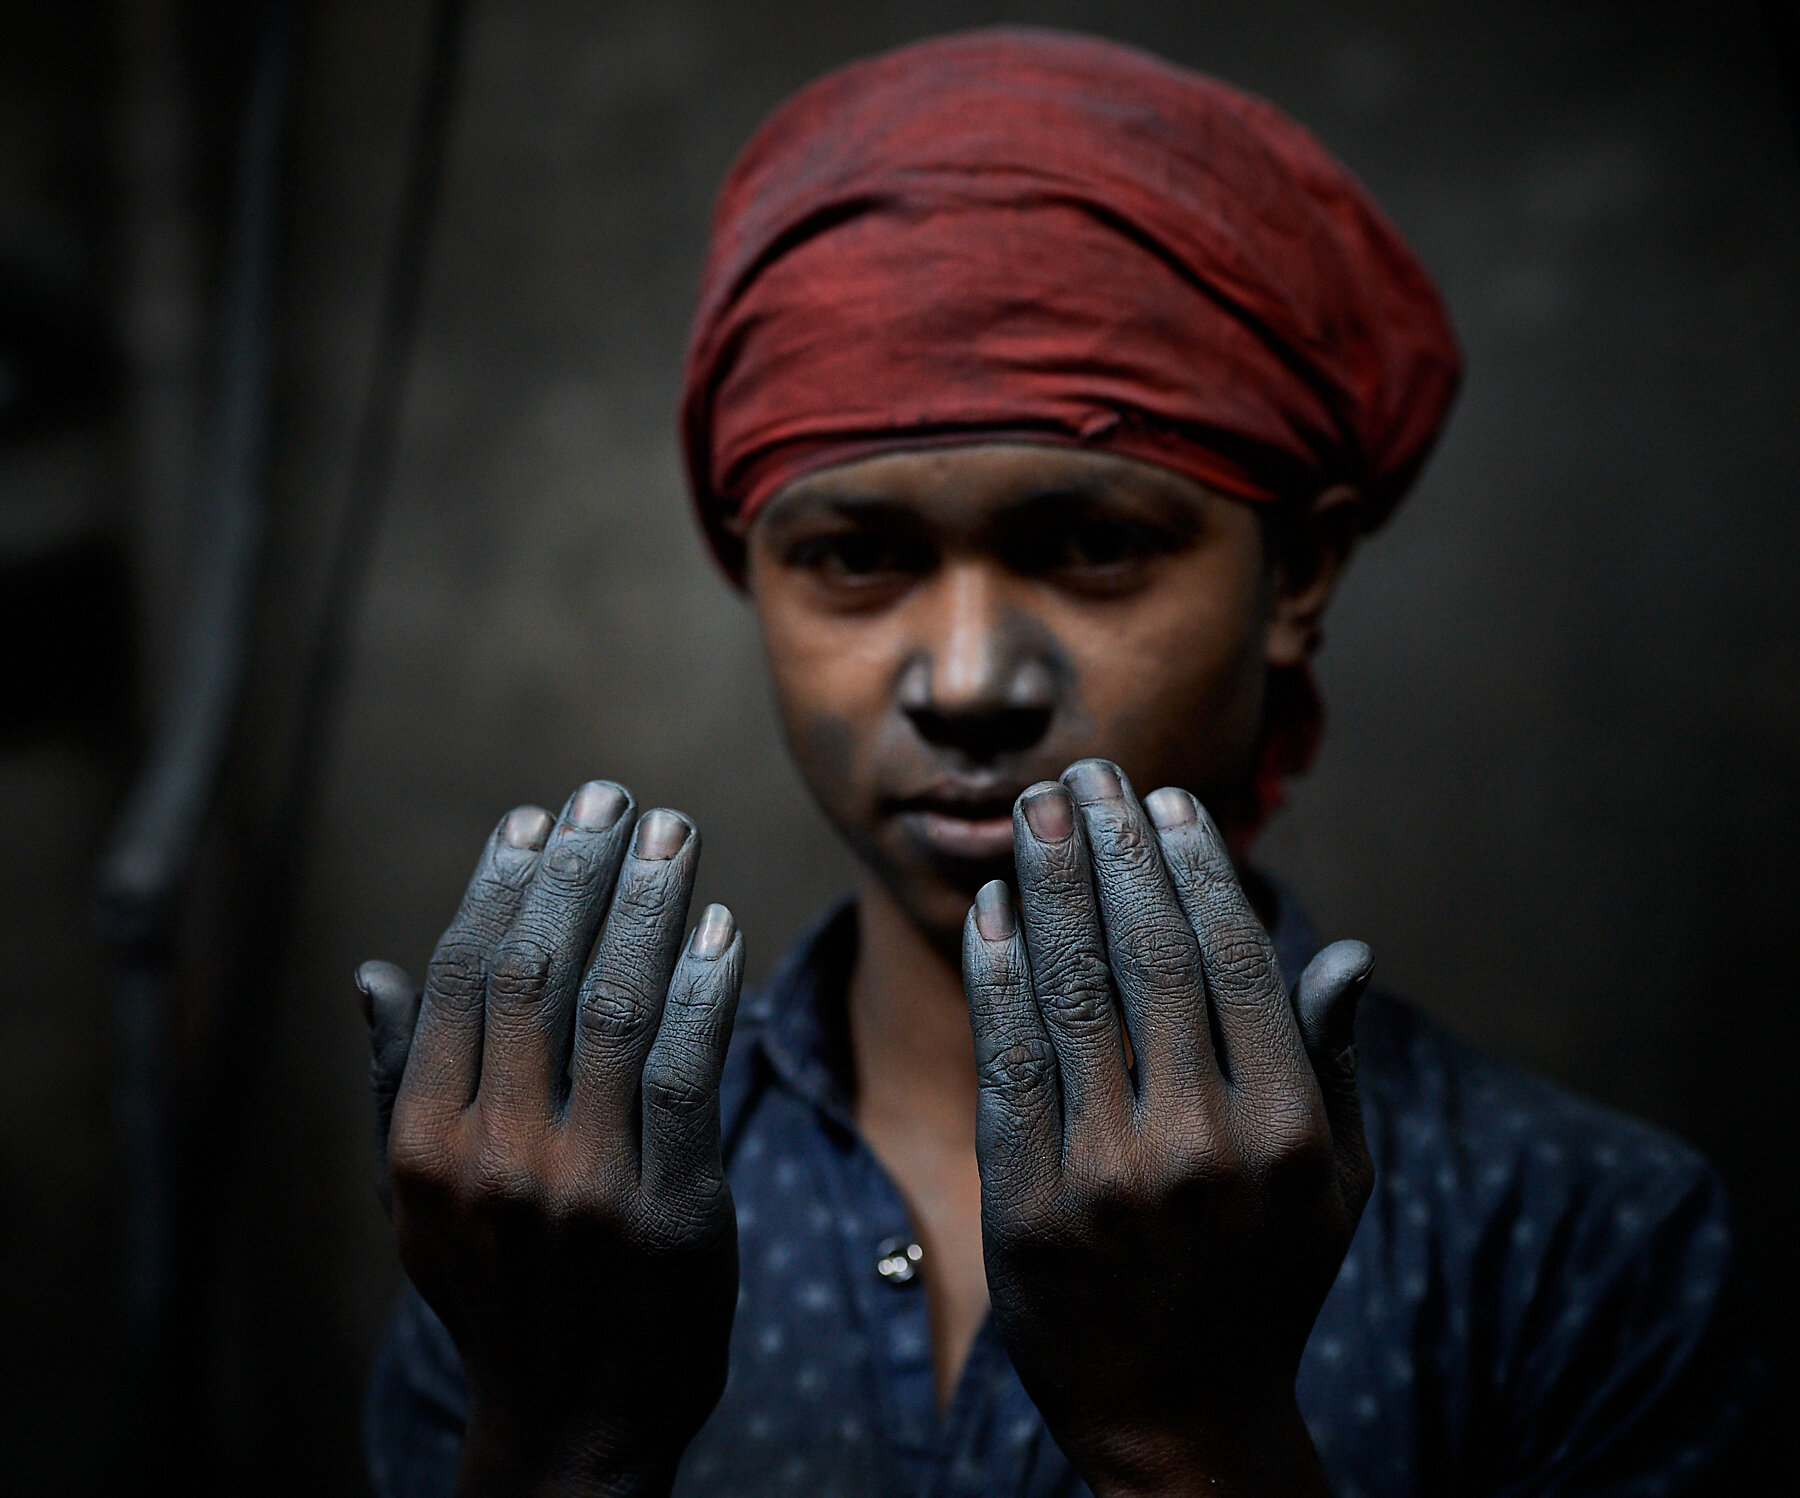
[367, 896, 1770, 1496]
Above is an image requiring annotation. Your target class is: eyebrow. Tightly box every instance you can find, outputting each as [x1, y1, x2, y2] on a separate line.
[1003, 482, 1208, 542]
[762, 478, 1206, 536]
[755, 492, 926, 535]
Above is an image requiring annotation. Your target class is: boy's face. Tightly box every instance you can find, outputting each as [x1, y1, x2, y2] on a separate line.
[745, 442, 1326, 950]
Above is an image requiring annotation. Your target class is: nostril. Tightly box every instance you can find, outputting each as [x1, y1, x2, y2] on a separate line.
[906, 704, 1052, 758]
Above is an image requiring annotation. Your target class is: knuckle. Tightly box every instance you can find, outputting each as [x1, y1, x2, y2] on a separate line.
[1149, 1103, 1233, 1181]
[1065, 1140, 1139, 1213]
[1023, 850, 1094, 908]
[1211, 931, 1270, 980]
[1092, 811, 1159, 868]
[967, 944, 1027, 994]
[536, 839, 597, 885]
[387, 1118, 461, 1197]
[580, 977, 654, 1039]
[633, 1191, 733, 1256]
[551, 1152, 631, 1226]
[1250, 1093, 1333, 1165]
[1033, 948, 1114, 1027]
[1173, 853, 1236, 910]
[612, 868, 677, 925]
[486, 940, 552, 1006]
[1111, 917, 1197, 989]
[642, 1055, 715, 1119]
[977, 1033, 1058, 1097]
[425, 940, 487, 1003]
[465, 1131, 553, 1212]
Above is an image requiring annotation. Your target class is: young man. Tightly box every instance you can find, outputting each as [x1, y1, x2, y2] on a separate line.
[358, 29, 1765, 1498]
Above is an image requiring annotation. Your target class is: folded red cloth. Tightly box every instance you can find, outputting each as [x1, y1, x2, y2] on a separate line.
[682, 25, 1460, 573]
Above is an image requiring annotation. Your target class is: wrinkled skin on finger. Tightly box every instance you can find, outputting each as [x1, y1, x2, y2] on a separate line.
[358, 785, 744, 1498]
[963, 760, 1374, 1498]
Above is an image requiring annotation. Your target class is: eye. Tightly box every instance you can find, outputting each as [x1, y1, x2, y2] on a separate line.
[808, 533, 902, 577]
[782, 528, 932, 593]
[1007, 510, 1182, 589]
[1059, 516, 1140, 569]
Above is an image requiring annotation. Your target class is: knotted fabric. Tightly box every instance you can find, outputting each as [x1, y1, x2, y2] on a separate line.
[680, 26, 1462, 828]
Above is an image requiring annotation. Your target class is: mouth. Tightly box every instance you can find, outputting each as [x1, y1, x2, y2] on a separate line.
[887, 784, 1024, 863]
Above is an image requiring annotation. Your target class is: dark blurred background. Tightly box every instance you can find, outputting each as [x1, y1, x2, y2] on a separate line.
[4, 1, 1796, 1491]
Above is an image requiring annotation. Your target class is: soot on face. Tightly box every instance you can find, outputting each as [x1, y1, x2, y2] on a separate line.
[745, 443, 1286, 948]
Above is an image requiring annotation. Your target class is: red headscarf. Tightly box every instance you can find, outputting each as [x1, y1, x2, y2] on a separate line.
[681, 27, 1461, 829]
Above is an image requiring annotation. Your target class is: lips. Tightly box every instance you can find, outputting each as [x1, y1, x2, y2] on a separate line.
[888, 783, 1026, 863]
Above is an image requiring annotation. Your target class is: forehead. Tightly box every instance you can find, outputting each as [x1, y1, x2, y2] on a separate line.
[752, 441, 1223, 537]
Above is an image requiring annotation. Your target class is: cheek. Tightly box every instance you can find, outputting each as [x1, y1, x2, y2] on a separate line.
[790, 710, 859, 820]
[753, 593, 898, 819]
[1058, 571, 1269, 785]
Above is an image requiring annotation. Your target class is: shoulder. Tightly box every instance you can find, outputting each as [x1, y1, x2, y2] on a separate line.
[1353, 989, 1736, 1345]
[1342, 992, 1770, 1491]
[1357, 989, 1720, 1233]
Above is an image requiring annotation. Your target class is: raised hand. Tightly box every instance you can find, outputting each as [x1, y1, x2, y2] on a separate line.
[356, 783, 744, 1498]
[962, 759, 1374, 1498]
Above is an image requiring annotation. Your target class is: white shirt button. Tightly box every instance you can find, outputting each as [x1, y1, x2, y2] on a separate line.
[875, 1236, 923, 1285]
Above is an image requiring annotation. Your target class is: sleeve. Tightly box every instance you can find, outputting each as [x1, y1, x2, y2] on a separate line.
[1490, 1157, 1775, 1497]
[365, 1286, 468, 1498]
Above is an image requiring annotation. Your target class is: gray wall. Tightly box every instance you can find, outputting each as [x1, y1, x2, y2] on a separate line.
[5, 1, 1797, 1490]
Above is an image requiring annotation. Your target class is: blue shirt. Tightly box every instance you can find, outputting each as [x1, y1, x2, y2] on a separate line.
[367, 895, 1769, 1497]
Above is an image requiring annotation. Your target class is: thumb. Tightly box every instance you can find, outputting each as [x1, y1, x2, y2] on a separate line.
[355, 959, 422, 1213]
[1293, 940, 1373, 1171]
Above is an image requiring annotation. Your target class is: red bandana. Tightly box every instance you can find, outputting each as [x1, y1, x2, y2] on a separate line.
[680, 27, 1461, 828]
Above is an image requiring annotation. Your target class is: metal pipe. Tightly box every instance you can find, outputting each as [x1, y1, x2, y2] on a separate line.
[96, 0, 294, 1459]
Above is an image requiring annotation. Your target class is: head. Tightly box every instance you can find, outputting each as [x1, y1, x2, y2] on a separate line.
[680, 28, 1461, 952]
[745, 442, 1359, 948]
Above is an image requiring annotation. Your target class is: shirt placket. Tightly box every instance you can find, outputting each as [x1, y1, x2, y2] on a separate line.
[827, 1131, 942, 1495]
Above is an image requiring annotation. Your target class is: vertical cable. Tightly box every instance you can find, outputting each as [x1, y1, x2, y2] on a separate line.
[98, 1, 294, 1471]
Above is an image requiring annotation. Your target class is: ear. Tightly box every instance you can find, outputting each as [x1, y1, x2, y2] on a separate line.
[1263, 483, 1361, 669]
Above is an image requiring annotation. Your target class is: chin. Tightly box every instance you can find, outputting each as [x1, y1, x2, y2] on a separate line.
[877, 849, 1014, 959]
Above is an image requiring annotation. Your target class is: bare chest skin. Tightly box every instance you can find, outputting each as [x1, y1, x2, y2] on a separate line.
[848, 877, 991, 1411]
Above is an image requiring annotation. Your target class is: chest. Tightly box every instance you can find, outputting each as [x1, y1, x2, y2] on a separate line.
[686, 1068, 1452, 1498]
[682, 1092, 1073, 1498]
[853, 1089, 990, 1410]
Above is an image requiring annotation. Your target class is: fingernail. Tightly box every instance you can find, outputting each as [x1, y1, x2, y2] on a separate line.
[568, 780, 627, 831]
[690, 903, 734, 960]
[1145, 787, 1197, 830]
[974, 880, 1015, 940]
[502, 805, 553, 850]
[633, 808, 691, 860]
[1064, 759, 1122, 803]
[1020, 784, 1073, 842]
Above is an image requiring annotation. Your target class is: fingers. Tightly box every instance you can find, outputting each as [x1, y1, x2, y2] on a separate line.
[639, 905, 744, 1206]
[403, 805, 552, 1113]
[1060, 760, 1211, 1103]
[1140, 785, 1310, 1090]
[1293, 940, 1373, 1164]
[567, 809, 701, 1141]
[360, 958, 423, 1123]
[358, 959, 422, 1212]
[963, 880, 1062, 1192]
[1012, 781, 1131, 1133]
[478, 781, 635, 1120]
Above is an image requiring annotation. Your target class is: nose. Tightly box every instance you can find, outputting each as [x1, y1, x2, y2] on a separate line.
[894, 563, 1058, 762]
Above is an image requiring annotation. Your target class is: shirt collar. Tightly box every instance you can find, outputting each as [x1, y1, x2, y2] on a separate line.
[745, 897, 861, 1127]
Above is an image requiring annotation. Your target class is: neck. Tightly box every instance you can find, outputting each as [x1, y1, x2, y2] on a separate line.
[846, 871, 978, 1142]
[845, 871, 990, 1411]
